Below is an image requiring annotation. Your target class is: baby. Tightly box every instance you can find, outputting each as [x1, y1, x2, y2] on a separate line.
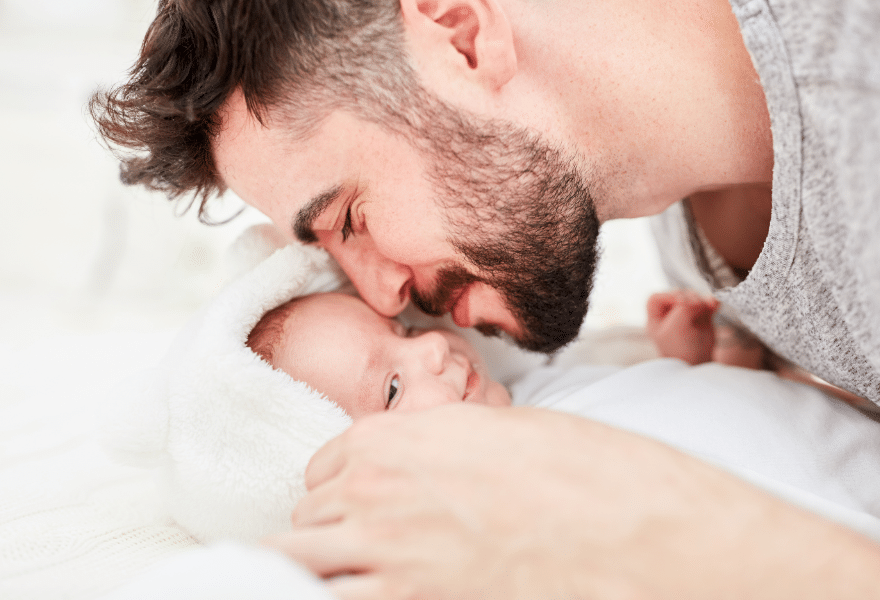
[246, 292, 511, 418]
[103, 242, 880, 548]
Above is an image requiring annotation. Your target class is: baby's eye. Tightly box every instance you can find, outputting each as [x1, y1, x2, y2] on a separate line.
[387, 375, 401, 408]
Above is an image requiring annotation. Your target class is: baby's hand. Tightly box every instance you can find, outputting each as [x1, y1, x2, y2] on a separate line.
[647, 290, 720, 366]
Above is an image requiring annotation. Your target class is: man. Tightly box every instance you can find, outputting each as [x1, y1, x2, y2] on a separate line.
[92, 0, 880, 597]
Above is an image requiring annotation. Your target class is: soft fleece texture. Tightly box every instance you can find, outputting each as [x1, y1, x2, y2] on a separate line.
[102, 234, 352, 543]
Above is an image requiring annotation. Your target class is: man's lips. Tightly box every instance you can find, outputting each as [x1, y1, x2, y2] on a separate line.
[450, 286, 472, 328]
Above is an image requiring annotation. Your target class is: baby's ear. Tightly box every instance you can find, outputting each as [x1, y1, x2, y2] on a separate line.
[100, 367, 170, 467]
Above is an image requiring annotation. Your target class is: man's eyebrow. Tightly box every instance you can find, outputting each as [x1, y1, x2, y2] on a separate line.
[292, 184, 344, 243]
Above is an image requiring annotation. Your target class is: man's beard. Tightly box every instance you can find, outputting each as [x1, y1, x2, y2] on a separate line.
[407, 100, 601, 354]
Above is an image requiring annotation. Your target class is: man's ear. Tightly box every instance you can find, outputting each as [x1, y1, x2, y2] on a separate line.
[399, 0, 516, 92]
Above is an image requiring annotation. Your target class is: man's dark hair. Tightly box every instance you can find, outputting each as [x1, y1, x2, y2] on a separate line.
[90, 0, 418, 221]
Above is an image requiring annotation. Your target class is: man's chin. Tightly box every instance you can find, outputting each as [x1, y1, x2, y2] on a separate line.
[506, 323, 580, 355]
[473, 322, 551, 354]
[414, 282, 582, 354]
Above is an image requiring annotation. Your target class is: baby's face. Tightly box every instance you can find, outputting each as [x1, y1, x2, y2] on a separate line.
[273, 293, 511, 418]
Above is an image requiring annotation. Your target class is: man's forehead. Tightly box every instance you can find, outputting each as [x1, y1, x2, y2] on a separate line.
[213, 94, 358, 221]
[216, 91, 369, 163]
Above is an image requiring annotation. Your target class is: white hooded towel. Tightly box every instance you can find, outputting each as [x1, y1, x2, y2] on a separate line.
[102, 239, 353, 543]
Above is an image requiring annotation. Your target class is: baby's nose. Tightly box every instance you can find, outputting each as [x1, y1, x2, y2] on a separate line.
[411, 331, 451, 375]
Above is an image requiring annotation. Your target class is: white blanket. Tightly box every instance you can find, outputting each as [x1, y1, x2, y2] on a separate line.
[514, 360, 880, 539]
[0, 330, 199, 600]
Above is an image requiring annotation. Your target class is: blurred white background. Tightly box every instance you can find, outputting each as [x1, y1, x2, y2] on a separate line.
[0, 0, 668, 347]
[0, 0, 264, 344]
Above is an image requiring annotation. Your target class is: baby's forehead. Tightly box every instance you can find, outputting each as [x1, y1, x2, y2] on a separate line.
[273, 292, 388, 394]
[289, 291, 373, 321]
[281, 292, 391, 343]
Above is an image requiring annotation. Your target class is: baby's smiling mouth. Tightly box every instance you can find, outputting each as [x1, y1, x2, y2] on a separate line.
[462, 364, 479, 403]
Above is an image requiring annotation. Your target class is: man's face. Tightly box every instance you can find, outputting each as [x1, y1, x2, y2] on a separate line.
[214, 90, 599, 353]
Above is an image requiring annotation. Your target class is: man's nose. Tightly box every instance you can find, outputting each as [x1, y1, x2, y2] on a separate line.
[351, 252, 412, 317]
[409, 331, 450, 375]
[323, 234, 412, 317]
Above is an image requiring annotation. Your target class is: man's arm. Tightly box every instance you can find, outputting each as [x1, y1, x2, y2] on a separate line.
[266, 404, 880, 600]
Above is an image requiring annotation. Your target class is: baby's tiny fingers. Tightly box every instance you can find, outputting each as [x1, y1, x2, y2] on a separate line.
[647, 292, 678, 321]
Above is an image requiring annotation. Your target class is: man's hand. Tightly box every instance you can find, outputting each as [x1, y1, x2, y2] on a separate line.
[264, 404, 880, 600]
[647, 290, 720, 365]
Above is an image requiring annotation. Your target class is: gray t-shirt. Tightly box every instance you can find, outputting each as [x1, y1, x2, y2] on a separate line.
[651, 0, 880, 404]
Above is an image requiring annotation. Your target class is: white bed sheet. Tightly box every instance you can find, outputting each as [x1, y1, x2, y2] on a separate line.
[0, 329, 199, 600]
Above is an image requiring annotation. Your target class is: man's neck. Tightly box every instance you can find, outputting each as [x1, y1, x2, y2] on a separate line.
[503, 0, 773, 220]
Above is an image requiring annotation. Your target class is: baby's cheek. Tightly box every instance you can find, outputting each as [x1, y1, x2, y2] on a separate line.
[400, 388, 460, 412]
[485, 382, 512, 407]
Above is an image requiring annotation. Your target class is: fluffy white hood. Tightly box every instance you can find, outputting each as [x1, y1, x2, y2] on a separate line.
[102, 231, 352, 543]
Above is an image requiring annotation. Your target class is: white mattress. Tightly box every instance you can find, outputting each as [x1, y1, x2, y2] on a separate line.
[0, 329, 199, 599]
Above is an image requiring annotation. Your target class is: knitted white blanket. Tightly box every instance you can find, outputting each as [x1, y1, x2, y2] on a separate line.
[0, 329, 198, 599]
